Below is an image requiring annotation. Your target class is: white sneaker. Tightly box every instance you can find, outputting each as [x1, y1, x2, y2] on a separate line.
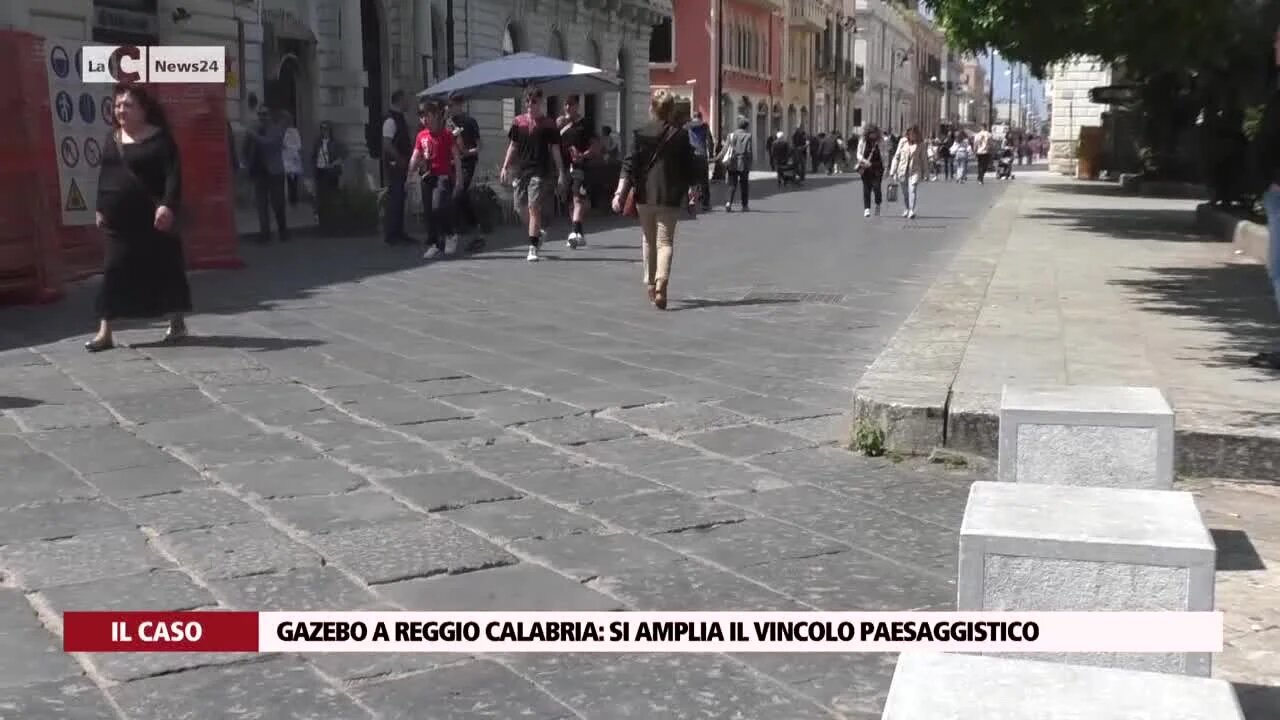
[526, 246, 540, 262]
[908, 210, 917, 219]
[863, 208, 871, 218]
[566, 232, 583, 249]
[444, 234, 459, 256]
[902, 209, 910, 218]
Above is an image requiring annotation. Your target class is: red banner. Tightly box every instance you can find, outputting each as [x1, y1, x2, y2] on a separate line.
[63, 611, 259, 653]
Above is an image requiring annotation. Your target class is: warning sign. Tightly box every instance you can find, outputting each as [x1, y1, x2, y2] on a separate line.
[65, 179, 87, 212]
[84, 137, 101, 167]
[60, 136, 80, 167]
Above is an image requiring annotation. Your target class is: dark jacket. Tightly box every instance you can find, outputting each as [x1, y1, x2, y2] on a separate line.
[623, 120, 699, 208]
[1255, 90, 1280, 191]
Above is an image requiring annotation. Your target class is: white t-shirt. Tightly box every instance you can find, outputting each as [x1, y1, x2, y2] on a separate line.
[382, 117, 397, 140]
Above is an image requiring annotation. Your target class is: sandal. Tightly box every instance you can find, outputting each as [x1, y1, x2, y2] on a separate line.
[1247, 352, 1280, 370]
[653, 281, 668, 311]
[163, 324, 188, 344]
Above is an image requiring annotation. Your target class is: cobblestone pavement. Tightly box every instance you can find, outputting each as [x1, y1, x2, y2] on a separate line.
[0, 175, 1269, 718]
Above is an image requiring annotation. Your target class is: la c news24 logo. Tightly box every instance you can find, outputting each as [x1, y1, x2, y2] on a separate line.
[82, 46, 225, 84]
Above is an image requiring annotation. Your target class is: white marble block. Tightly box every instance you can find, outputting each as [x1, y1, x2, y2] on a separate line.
[881, 653, 1244, 720]
[998, 385, 1175, 490]
[958, 481, 1216, 676]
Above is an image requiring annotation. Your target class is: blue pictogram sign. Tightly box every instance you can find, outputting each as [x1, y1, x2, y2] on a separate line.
[55, 91, 74, 123]
[50, 46, 69, 78]
[79, 93, 95, 124]
[101, 96, 114, 126]
[74, 48, 82, 79]
[60, 137, 80, 168]
[84, 137, 101, 168]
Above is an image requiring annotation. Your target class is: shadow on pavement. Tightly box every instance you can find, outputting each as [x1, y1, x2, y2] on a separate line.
[0, 396, 40, 410]
[1235, 682, 1280, 720]
[128, 335, 326, 351]
[1037, 181, 1124, 197]
[1107, 263, 1278, 362]
[1211, 528, 1267, 571]
[1025, 207, 1204, 243]
[672, 296, 805, 312]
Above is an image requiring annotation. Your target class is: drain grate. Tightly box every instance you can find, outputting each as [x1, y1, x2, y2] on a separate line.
[741, 291, 846, 304]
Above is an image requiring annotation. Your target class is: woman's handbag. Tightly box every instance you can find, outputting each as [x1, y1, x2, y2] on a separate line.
[623, 127, 674, 217]
[886, 182, 898, 203]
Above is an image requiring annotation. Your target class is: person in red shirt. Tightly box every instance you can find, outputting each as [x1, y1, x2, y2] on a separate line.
[409, 99, 462, 260]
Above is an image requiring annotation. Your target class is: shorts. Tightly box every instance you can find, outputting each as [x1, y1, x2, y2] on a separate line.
[513, 174, 546, 212]
[569, 167, 588, 198]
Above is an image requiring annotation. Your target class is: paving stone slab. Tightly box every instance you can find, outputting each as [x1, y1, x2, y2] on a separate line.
[310, 518, 516, 585]
[305, 652, 461, 683]
[0, 620, 87, 689]
[516, 413, 640, 446]
[8, 402, 118, 432]
[714, 395, 836, 423]
[104, 388, 221, 424]
[265, 357, 382, 389]
[158, 523, 321, 580]
[265, 490, 420, 534]
[504, 465, 664, 505]
[479, 398, 583, 426]
[84, 462, 208, 500]
[437, 389, 545, 412]
[601, 399, 747, 435]
[341, 396, 473, 426]
[511, 652, 833, 719]
[326, 440, 458, 479]
[0, 678, 117, 720]
[640, 456, 792, 497]
[210, 566, 379, 611]
[380, 470, 524, 511]
[394, 417, 505, 444]
[452, 440, 580, 476]
[379, 563, 623, 611]
[743, 550, 953, 611]
[546, 386, 669, 412]
[881, 652, 1246, 720]
[355, 660, 572, 720]
[171, 433, 320, 468]
[405, 376, 505, 398]
[735, 652, 898, 718]
[685, 424, 814, 458]
[121, 489, 262, 533]
[0, 529, 167, 589]
[584, 490, 749, 535]
[210, 458, 367, 498]
[572, 435, 705, 469]
[0, 454, 96, 507]
[132, 411, 262, 446]
[592, 560, 804, 611]
[510, 533, 688, 582]
[39, 569, 215, 613]
[661, 518, 850, 570]
[109, 657, 371, 720]
[0, 499, 134, 543]
[442, 497, 605, 541]
[287, 416, 405, 448]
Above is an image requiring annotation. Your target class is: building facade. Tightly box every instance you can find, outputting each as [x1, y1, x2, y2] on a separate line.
[649, 0, 784, 169]
[960, 57, 989, 127]
[908, 10, 942, 139]
[812, 1, 857, 137]
[1044, 57, 1112, 174]
[2, 0, 668, 188]
[853, 0, 914, 134]
[782, 0, 823, 137]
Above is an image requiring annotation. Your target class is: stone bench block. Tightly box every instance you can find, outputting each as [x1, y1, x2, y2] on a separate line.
[998, 385, 1175, 489]
[881, 653, 1244, 720]
[958, 481, 1215, 676]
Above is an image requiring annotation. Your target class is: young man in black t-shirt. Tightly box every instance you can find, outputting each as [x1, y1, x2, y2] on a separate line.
[499, 87, 566, 262]
[448, 93, 484, 252]
[558, 95, 598, 249]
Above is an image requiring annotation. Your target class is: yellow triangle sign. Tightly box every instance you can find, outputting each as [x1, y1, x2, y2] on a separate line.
[65, 179, 86, 212]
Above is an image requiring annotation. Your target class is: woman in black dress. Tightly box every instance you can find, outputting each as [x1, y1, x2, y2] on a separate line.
[87, 83, 191, 352]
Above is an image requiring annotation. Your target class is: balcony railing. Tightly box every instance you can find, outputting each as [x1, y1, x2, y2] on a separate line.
[789, 0, 825, 31]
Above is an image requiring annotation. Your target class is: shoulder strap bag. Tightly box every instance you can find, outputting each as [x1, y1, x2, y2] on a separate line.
[111, 130, 184, 232]
[623, 126, 675, 217]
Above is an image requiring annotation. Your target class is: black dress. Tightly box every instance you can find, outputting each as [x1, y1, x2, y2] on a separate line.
[95, 129, 192, 320]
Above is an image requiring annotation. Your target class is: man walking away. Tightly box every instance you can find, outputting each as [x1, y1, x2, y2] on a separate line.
[820, 132, 838, 174]
[243, 107, 289, 242]
[720, 118, 753, 212]
[974, 126, 993, 184]
[499, 87, 567, 262]
[560, 95, 598, 249]
[687, 111, 712, 210]
[791, 126, 808, 182]
[448, 93, 485, 253]
[382, 89, 417, 245]
[770, 132, 791, 185]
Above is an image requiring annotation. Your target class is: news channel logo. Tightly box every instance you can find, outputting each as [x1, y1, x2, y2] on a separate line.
[81, 46, 225, 84]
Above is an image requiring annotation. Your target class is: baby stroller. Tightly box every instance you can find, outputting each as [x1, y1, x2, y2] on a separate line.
[996, 148, 1015, 180]
[775, 159, 802, 187]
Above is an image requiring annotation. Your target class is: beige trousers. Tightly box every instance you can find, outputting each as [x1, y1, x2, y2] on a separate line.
[637, 204, 679, 287]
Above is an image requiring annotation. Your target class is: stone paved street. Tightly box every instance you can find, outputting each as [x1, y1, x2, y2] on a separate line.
[0, 174, 1272, 718]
